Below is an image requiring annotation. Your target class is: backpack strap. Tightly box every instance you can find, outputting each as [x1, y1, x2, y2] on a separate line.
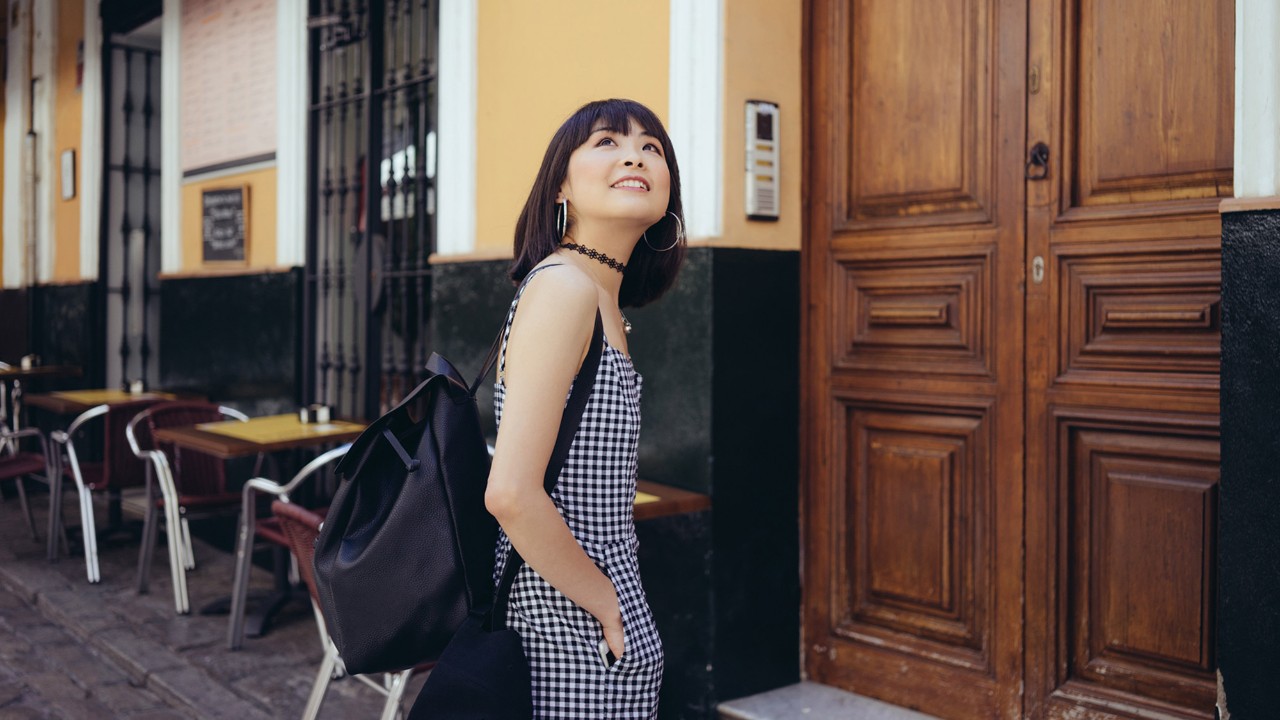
[489, 309, 605, 630]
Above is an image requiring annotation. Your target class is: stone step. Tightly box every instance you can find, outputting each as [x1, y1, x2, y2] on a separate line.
[718, 681, 942, 720]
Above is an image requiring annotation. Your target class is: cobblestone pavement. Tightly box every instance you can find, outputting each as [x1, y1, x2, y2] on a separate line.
[0, 483, 426, 719]
[0, 582, 194, 719]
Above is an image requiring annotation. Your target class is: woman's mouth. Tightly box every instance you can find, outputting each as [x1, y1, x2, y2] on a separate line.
[611, 177, 650, 191]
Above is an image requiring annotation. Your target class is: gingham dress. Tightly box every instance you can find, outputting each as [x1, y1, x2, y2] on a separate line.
[492, 264, 664, 719]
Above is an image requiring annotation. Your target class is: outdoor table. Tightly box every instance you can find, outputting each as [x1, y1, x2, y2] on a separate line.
[152, 413, 364, 635]
[633, 480, 711, 521]
[23, 388, 177, 416]
[150, 413, 365, 459]
[0, 364, 82, 442]
[25, 389, 181, 561]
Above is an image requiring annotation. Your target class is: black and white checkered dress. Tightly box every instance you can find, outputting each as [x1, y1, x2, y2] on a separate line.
[492, 264, 663, 719]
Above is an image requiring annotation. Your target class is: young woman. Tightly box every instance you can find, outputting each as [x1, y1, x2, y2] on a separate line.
[483, 98, 685, 718]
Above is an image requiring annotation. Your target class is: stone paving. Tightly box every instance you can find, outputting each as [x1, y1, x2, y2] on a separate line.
[0, 486, 427, 719]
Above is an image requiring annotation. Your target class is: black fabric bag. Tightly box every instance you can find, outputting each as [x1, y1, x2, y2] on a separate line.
[312, 339, 502, 674]
[313, 262, 606, 680]
[409, 311, 605, 719]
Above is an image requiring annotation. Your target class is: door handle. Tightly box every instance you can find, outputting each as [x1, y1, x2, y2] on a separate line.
[1025, 142, 1050, 180]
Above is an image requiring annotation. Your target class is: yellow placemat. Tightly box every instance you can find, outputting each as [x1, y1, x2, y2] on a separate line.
[52, 390, 173, 405]
[634, 491, 660, 505]
[196, 414, 364, 443]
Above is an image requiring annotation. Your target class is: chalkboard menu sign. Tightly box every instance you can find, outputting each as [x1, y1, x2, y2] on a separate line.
[202, 187, 249, 263]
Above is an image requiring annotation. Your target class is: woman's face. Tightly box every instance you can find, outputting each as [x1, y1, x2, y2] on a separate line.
[559, 117, 671, 231]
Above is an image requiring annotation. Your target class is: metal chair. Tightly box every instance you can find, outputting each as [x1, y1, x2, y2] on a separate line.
[51, 398, 164, 583]
[228, 443, 350, 650]
[272, 499, 427, 720]
[0, 426, 53, 541]
[125, 401, 259, 614]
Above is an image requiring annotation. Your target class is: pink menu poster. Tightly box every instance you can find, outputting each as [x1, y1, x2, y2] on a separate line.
[180, 0, 277, 173]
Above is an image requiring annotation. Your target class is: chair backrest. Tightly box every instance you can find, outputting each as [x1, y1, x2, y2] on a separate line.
[271, 500, 325, 605]
[99, 398, 167, 490]
[140, 401, 229, 497]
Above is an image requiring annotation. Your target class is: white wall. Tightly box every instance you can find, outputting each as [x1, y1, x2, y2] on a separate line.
[1235, 0, 1280, 199]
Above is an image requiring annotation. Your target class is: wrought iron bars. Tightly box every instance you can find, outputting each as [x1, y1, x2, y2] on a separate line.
[306, 0, 437, 420]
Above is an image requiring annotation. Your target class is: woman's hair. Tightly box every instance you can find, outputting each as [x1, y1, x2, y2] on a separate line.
[510, 98, 685, 308]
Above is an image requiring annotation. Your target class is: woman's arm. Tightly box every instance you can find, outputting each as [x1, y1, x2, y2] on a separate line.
[484, 266, 625, 658]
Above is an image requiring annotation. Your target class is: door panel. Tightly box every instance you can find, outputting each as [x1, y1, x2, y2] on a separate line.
[804, 0, 1025, 716]
[1068, 0, 1233, 214]
[1025, 0, 1228, 717]
[842, 0, 994, 228]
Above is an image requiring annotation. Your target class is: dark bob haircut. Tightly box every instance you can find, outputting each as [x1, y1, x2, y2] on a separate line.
[510, 98, 686, 308]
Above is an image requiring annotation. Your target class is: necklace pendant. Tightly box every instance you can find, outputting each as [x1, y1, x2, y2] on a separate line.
[622, 314, 632, 335]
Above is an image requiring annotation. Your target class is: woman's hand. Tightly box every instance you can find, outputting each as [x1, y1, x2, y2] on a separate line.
[597, 601, 625, 662]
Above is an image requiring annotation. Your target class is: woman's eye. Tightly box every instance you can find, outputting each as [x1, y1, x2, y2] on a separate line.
[596, 137, 616, 147]
[645, 143, 662, 154]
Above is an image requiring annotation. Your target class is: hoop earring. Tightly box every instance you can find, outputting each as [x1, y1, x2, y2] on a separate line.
[555, 199, 568, 239]
[643, 211, 683, 252]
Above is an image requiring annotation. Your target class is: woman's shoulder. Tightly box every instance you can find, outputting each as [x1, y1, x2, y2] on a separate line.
[520, 261, 597, 310]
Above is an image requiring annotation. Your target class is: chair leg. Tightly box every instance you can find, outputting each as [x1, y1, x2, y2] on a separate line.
[180, 515, 195, 571]
[46, 454, 63, 562]
[76, 487, 100, 583]
[162, 500, 190, 614]
[227, 512, 254, 650]
[14, 475, 38, 541]
[302, 641, 340, 720]
[379, 669, 413, 720]
[137, 493, 159, 594]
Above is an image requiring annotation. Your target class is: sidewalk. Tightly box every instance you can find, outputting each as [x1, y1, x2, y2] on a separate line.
[0, 489, 426, 719]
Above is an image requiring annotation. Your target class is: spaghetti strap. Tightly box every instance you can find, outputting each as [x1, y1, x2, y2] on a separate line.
[497, 264, 564, 381]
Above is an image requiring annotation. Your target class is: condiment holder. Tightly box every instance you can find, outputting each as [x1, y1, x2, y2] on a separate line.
[299, 404, 332, 424]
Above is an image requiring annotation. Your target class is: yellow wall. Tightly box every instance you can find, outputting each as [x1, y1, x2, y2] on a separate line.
[474, 1, 670, 255]
[52, 0, 85, 281]
[179, 167, 278, 272]
[721, 0, 802, 251]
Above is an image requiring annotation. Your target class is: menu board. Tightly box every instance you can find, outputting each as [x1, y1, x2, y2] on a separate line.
[180, 0, 277, 173]
[202, 187, 248, 263]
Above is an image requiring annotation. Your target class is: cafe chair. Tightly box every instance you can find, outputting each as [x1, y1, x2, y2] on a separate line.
[125, 401, 263, 615]
[272, 499, 428, 720]
[0, 426, 53, 541]
[51, 398, 165, 583]
[228, 443, 350, 650]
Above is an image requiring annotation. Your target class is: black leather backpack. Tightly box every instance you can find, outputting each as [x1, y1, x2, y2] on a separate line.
[313, 267, 604, 676]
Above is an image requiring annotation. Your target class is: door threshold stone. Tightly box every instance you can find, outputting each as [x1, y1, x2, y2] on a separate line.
[718, 681, 942, 720]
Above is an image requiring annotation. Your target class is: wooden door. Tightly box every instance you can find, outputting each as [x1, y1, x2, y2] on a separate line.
[1023, 1, 1230, 717]
[802, 0, 1027, 717]
[803, 1, 1230, 718]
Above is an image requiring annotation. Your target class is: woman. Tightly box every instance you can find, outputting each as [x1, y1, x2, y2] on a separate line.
[484, 98, 685, 718]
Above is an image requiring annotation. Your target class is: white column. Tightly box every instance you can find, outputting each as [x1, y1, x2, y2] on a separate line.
[2, 0, 31, 288]
[276, 0, 307, 267]
[1235, 0, 1280, 199]
[32, 0, 56, 283]
[160, 0, 182, 273]
[669, 0, 723, 240]
[80, 0, 104, 280]
[436, 0, 477, 256]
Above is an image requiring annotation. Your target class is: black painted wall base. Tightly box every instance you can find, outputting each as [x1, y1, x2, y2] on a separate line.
[1219, 208, 1280, 720]
[1, 282, 102, 391]
[430, 248, 801, 718]
[159, 270, 302, 417]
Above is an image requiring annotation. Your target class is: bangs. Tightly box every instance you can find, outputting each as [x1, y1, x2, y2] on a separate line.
[578, 100, 665, 144]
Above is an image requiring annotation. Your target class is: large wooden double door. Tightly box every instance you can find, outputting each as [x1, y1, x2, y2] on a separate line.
[801, 1, 1230, 718]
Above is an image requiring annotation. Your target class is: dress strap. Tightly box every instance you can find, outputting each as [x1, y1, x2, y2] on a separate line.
[497, 264, 564, 380]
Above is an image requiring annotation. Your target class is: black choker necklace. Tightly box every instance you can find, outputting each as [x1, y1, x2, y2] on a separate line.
[562, 242, 625, 274]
